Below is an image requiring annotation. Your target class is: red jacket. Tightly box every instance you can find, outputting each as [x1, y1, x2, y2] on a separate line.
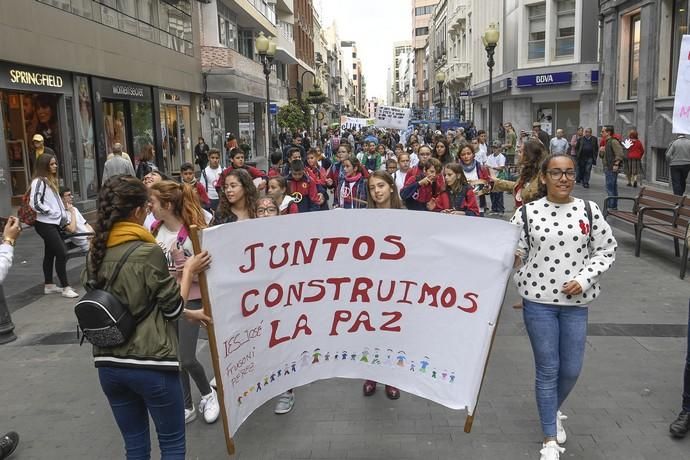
[306, 165, 328, 186]
[184, 180, 210, 207]
[268, 166, 282, 178]
[287, 176, 321, 212]
[434, 187, 480, 216]
[221, 165, 266, 181]
[626, 138, 645, 160]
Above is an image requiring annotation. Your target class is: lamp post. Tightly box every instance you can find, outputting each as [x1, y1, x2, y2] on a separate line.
[256, 31, 277, 157]
[482, 23, 500, 143]
[435, 70, 446, 132]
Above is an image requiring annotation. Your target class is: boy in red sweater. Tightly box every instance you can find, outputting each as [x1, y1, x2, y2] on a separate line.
[180, 162, 210, 208]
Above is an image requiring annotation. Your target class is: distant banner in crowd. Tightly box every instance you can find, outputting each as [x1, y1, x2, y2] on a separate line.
[673, 35, 690, 134]
[375, 106, 411, 130]
[201, 210, 519, 435]
[340, 116, 375, 130]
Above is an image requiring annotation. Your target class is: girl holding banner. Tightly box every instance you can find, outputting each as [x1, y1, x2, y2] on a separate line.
[362, 170, 404, 399]
[211, 169, 258, 225]
[149, 181, 221, 426]
[510, 154, 617, 460]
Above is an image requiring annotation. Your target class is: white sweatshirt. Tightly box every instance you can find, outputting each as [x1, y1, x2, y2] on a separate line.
[29, 178, 66, 225]
[510, 197, 617, 306]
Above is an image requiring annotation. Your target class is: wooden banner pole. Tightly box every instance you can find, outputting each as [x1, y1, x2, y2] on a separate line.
[190, 225, 236, 456]
[464, 286, 509, 433]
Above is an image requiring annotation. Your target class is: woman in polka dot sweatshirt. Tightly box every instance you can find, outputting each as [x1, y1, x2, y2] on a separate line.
[509, 154, 617, 460]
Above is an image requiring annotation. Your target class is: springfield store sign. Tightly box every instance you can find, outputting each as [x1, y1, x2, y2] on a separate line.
[1, 63, 72, 93]
[9, 69, 63, 88]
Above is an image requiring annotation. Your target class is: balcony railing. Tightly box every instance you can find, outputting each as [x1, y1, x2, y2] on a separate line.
[447, 61, 471, 82]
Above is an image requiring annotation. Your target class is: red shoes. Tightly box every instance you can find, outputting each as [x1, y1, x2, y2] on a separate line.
[362, 380, 400, 400]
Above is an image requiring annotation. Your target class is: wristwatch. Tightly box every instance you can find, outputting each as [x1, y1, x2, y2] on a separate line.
[2, 238, 15, 247]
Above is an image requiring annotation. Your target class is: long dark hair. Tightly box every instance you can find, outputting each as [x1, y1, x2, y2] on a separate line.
[518, 140, 547, 186]
[344, 155, 365, 176]
[89, 175, 148, 279]
[214, 168, 258, 221]
[366, 170, 403, 209]
[433, 140, 450, 162]
[33, 153, 59, 192]
[443, 163, 469, 193]
[536, 154, 576, 199]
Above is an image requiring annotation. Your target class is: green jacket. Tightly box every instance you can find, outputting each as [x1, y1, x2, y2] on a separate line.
[600, 137, 624, 171]
[81, 241, 183, 371]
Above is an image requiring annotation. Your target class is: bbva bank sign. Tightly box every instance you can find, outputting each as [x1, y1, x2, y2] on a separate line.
[516, 72, 572, 88]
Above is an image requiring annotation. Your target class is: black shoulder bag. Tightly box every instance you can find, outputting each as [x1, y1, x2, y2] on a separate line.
[75, 242, 155, 347]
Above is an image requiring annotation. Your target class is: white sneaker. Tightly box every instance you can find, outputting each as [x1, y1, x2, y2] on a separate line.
[556, 411, 568, 444]
[274, 391, 295, 415]
[44, 284, 62, 294]
[539, 440, 565, 460]
[61, 287, 79, 298]
[184, 405, 197, 424]
[199, 389, 220, 423]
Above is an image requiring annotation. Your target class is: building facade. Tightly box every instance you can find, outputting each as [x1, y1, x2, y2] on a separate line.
[599, 0, 685, 186]
[0, 0, 203, 215]
[470, 0, 599, 142]
[412, 0, 440, 110]
[390, 41, 413, 107]
[200, 0, 293, 167]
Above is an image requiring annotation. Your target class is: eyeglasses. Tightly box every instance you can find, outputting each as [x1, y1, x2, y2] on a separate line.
[256, 207, 278, 215]
[546, 169, 576, 180]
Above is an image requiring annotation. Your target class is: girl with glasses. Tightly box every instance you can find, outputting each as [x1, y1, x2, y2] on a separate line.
[509, 154, 617, 460]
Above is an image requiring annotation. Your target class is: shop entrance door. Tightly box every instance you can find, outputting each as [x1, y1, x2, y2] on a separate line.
[1, 91, 62, 204]
[161, 105, 191, 174]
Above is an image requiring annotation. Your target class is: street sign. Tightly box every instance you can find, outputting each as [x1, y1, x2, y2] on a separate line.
[269, 103, 278, 114]
[516, 72, 572, 88]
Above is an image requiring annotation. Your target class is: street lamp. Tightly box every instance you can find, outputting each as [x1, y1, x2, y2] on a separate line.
[482, 23, 500, 143]
[256, 31, 277, 157]
[435, 70, 446, 131]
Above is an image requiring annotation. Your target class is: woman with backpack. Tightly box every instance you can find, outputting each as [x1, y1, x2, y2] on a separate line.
[83, 175, 211, 459]
[149, 180, 220, 426]
[29, 153, 79, 298]
[509, 154, 617, 460]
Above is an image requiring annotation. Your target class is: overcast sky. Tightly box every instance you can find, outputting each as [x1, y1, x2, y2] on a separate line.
[316, 0, 411, 103]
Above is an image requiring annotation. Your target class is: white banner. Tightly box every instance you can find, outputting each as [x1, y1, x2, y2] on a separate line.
[375, 105, 411, 130]
[201, 210, 519, 435]
[340, 116, 375, 130]
[673, 35, 690, 134]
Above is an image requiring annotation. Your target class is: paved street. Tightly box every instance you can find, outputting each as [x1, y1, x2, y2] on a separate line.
[2, 174, 689, 459]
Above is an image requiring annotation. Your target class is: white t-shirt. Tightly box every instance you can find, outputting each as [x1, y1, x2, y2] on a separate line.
[486, 153, 506, 171]
[155, 224, 193, 274]
[203, 166, 222, 200]
[66, 207, 91, 250]
[144, 212, 156, 231]
[393, 170, 407, 196]
[476, 143, 488, 165]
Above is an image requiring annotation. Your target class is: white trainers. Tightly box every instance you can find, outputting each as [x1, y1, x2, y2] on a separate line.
[556, 411, 568, 444]
[184, 405, 197, 424]
[199, 389, 220, 423]
[62, 287, 79, 298]
[274, 391, 295, 414]
[539, 440, 565, 460]
[44, 284, 62, 294]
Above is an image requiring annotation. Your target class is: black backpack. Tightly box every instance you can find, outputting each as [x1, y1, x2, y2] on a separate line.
[75, 242, 154, 347]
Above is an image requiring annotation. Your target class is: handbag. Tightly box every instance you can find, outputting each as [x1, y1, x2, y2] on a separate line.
[75, 242, 154, 347]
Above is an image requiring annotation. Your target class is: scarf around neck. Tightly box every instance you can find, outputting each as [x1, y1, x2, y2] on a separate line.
[462, 160, 478, 174]
[107, 221, 157, 248]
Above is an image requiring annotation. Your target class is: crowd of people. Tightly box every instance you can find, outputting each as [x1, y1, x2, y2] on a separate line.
[2, 118, 688, 460]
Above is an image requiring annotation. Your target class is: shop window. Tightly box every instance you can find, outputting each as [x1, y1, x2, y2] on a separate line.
[528, 4, 546, 61]
[75, 76, 97, 199]
[670, 0, 689, 95]
[655, 148, 670, 183]
[555, 0, 575, 58]
[628, 14, 641, 99]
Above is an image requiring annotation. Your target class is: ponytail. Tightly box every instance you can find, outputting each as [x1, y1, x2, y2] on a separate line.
[150, 181, 207, 232]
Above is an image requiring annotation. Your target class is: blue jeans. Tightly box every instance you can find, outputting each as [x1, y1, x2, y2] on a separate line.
[604, 170, 619, 209]
[683, 305, 690, 412]
[98, 367, 185, 460]
[577, 158, 593, 185]
[523, 300, 588, 438]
